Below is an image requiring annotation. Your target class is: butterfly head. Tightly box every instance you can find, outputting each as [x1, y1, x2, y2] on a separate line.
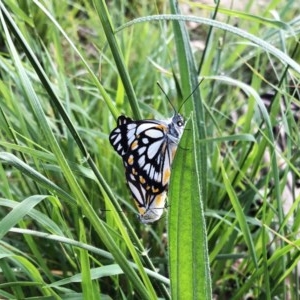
[166, 113, 185, 141]
[172, 113, 185, 128]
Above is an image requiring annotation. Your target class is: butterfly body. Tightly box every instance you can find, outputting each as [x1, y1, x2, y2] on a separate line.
[109, 113, 185, 223]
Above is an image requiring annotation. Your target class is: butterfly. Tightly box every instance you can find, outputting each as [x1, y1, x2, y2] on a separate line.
[109, 112, 185, 223]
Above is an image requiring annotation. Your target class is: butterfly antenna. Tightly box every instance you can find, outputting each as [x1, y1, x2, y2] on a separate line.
[178, 78, 204, 112]
[156, 81, 177, 114]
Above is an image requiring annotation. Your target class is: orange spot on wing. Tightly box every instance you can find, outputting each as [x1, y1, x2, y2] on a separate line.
[131, 140, 138, 150]
[173, 147, 177, 158]
[153, 192, 166, 207]
[136, 205, 146, 215]
[155, 124, 167, 132]
[128, 155, 134, 165]
[139, 176, 146, 184]
[163, 168, 171, 186]
[152, 187, 159, 193]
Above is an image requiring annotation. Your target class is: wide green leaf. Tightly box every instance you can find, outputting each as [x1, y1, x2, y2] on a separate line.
[169, 115, 212, 299]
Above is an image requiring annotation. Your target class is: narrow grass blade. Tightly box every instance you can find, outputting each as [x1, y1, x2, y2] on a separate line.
[168, 0, 208, 208]
[92, 0, 141, 119]
[220, 163, 258, 267]
[0, 195, 47, 239]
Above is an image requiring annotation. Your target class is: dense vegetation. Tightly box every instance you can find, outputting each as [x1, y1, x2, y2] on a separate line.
[0, 0, 299, 299]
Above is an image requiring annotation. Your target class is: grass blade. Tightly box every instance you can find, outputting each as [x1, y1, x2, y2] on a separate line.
[169, 115, 212, 299]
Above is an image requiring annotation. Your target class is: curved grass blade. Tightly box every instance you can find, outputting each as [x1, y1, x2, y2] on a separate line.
[116, 15, 300, 75]
[0, 195, 47, 239]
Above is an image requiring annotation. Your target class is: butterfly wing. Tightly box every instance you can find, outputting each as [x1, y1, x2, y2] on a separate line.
[109, 114, 184, 223]
[124, 120, 171, 192]
[131, 114, 185, 191]
[126, 171, 167, 223]
[109, 116, 136, 157]
[110, 117, 172, 190]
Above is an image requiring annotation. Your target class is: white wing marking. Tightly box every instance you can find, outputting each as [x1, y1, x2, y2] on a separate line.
[147, 140, 163, 159]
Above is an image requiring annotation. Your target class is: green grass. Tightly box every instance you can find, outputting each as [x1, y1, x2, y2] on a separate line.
[0, 0, 300, 299]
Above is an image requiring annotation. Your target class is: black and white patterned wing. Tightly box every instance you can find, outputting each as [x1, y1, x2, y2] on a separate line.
[123, 120, 172, 193]
[126, 170, 167, 223]
[109, 116, 136, 157]
[109, 114, 185, 223]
